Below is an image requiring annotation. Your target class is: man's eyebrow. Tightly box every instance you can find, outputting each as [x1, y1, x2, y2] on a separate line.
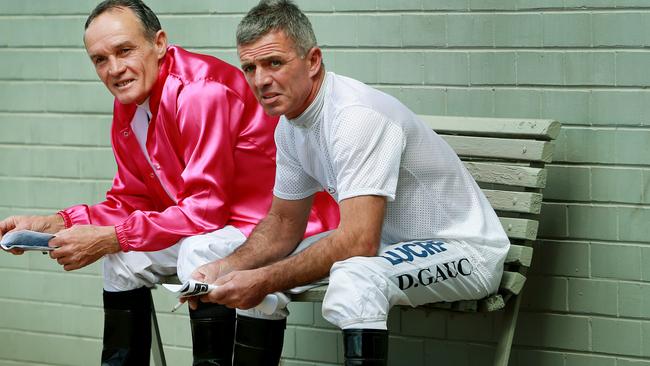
[241, 52, 285, 63]
[90, 41, 135, 56]
[113, 41, 135, 49]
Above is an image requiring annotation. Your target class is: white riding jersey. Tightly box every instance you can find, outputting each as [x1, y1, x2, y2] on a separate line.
[274, 72, 509, 266]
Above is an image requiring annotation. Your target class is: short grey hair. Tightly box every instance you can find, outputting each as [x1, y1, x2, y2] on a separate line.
[236, 0, 317, 56]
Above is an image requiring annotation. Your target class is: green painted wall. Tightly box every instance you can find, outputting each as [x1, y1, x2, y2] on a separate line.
[0, 1, 649, 365]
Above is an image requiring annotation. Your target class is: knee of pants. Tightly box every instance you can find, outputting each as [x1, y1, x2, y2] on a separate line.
[176, 235, 214, 283]
[103, 252, 158, 292]
[321, 258, 391, 330]
[176, 230, 242, 283]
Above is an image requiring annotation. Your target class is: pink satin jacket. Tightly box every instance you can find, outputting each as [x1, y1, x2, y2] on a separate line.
[60, 46, 340, 252]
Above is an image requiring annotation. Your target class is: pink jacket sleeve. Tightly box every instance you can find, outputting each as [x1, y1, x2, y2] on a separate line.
[62, 82, 244, 252]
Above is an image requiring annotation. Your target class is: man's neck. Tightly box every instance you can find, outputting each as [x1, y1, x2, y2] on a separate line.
[305, 67, 326, 109]
[287, 67, 325, 120]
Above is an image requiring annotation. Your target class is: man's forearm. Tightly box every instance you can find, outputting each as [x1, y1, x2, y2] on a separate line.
[225, 210, 308, 271]
[255, 195, 386, 293]
[257, 229, 378, 294]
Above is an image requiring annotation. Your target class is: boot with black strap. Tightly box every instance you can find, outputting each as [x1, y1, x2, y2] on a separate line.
[190, 302, 237, 366]
[233, 315, 286, 366]
[343, 329, 389, 366]
[101, 287, 153, 366]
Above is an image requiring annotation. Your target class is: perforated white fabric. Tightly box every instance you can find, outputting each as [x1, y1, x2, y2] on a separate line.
[274, 72, 509, 272]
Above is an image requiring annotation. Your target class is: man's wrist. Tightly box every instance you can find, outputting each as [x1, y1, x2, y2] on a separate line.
[256, 265, 281, 294]
[101, 226, 121, 254]
[222, 253, 248, 272]
[47, 214, 66, 233]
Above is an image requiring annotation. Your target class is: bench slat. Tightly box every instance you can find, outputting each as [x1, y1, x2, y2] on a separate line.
[425, 300, 478, 312]
[500, 271, 526, 295]
[498, 217, 539, 241]
[464, 162, 546, 188]
[480, 294, 506, 312]
[291, 286, 327, 302]
[483, 189, 542, 214]
[419, 115, 560, 140]
[442, 135, 554, 162]
[505, 245, 533, 267]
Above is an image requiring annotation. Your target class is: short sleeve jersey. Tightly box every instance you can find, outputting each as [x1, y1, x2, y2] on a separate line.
[274, 72, 509, 258]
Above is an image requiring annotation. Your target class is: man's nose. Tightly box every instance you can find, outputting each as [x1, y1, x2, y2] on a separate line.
[108, 57, 125, 76]
[254, 68, 272, 89]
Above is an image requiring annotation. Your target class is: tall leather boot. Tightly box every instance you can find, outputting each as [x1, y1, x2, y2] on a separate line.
[233, 315, 286, 366]
[343, 329, 389, 366]
[101, 287, 153, 366]
[189, 302, 236, 366]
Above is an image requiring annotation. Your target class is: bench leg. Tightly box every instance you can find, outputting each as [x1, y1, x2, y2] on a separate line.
[151, 301, 167, 366]
[493, 292, 522, 366]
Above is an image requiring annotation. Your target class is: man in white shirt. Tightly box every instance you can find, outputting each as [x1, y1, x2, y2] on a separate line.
[190, 0, 510, 364]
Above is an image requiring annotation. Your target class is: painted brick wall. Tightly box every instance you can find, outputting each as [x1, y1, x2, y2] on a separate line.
[0, 1, 649, 365]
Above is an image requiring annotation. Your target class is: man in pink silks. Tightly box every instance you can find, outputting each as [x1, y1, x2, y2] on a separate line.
[0, 1, 339, 365]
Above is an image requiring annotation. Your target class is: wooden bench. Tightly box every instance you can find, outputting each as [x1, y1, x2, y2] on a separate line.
[151, 115, 560, 366]
[290, 115, 561, 366]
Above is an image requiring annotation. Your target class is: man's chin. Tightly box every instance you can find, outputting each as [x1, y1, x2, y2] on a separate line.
[113, 93, 144, 105]
[261, 106, 284, 117]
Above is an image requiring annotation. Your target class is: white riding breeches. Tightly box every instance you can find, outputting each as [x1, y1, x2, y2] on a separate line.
[321, 239, 504, 330]
[103, 225, 246, 292]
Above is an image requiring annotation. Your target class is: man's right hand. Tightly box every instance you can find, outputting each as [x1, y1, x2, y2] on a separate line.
[0, 214, 66, 255]
[186, 259, 234, 310]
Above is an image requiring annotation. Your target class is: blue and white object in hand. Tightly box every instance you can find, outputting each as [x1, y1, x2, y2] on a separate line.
[0, 230, 55, 251]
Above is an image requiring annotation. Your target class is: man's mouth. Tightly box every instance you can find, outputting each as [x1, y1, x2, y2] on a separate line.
[261, 93, 280, 103]
[114, 79, 135, 88]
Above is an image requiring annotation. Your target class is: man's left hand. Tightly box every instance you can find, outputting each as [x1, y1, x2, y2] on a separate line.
[49, 225, 121, 271]
[198, 268, 271, 310]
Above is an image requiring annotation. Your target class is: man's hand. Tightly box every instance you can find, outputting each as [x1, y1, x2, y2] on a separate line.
[186, 259, 234, 309]
[49, 225, 121, 271]
[192, 259, 234, 283]
[198, 268, 271, 310]
[0, 214, 65, 255]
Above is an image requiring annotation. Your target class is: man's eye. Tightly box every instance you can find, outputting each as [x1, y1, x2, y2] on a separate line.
[270, 60, 282, 67]
[119, 48, 131, 55]
[94, 57, 106, 66]
[242, 65, 255, 73]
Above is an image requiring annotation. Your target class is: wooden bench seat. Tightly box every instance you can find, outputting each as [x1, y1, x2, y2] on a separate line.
[289, 115, 561, 366]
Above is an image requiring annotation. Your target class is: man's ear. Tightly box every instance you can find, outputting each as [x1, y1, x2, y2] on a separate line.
[153, 30, 168, 60]
[307, 47, 322, 78]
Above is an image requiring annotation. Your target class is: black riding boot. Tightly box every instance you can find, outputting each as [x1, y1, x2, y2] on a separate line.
[101, 287, 153, 366]
[343, 329, 389, 366]
[233, 315, 286, 366]
[189, 302, 236, 366]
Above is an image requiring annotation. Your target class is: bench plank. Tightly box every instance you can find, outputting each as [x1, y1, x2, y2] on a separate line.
[483, 189, 542, 214]
[442, 135, 554, 162]
[500, 271, 526, 295]
[419, 115, 560, 140]
[505, 245, 533, 267]
[499, 217, 539, 241]
[480, 294, 506, 312]
[464, 162, 546, 188]
[291, 286, 328, 302]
